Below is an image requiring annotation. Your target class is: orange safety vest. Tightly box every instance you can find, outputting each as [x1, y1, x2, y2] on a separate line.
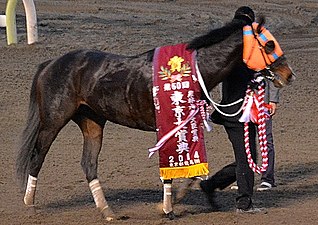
[243, 22, 284, 71]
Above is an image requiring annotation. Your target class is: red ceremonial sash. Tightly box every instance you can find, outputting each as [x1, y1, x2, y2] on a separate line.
[151, 43, 209, 180]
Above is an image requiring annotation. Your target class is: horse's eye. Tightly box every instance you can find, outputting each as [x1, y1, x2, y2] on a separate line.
[265, 40, 275, 54]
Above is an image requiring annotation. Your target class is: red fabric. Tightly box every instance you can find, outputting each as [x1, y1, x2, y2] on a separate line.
[250, 95, 272, 124]
[250, 99, 259, 124]
[152, 43, 207, 174]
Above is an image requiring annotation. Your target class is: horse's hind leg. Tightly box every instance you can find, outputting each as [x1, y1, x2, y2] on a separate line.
[24, 119, 71, 207]
[73, 113, 114, 221]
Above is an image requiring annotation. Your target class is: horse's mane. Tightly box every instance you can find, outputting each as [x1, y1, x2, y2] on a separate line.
[187, 18, 248, 50]
[140, 15, 265, 61]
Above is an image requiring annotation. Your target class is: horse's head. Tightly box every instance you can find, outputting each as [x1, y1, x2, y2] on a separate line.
[242, 17, 296, 88]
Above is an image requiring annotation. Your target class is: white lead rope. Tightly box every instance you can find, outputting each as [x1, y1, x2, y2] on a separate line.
[195, 62, 244, 117]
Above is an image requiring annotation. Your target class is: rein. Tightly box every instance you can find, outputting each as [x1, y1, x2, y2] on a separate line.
[196, 63, 244, 117]
[239, 77, 268, 174]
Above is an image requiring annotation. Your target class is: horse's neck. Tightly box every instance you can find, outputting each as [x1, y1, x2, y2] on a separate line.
[198, 31, 242, 91]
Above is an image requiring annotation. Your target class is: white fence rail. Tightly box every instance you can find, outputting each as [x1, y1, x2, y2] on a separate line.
[3, 0, 38, 45]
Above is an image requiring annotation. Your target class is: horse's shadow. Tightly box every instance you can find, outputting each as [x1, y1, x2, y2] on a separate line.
[42, 189, 163, 213]
[41, 161, 318, 214]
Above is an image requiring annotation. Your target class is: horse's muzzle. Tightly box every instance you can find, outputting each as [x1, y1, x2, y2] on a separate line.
[287, 71, 296, 85]
[273, 67, 296, 88]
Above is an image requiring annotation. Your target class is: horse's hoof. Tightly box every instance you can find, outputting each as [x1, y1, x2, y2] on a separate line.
[166, 211, 176, 220]
[100, 207, 115, 221]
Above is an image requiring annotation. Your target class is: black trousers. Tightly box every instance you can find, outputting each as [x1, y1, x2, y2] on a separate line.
[206, 123, 257, 207]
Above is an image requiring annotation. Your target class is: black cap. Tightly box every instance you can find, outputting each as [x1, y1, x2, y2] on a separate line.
[234, 6, 255, 24]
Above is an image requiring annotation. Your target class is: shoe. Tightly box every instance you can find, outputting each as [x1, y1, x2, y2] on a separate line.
[230, 184, 238, 190]
[236, 206, 265, 214]
[236, 196, 252, 210]
[257, 182, 273, 191]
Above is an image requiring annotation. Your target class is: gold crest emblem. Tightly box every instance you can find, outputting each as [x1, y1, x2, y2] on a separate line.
[159, 56, 191, 82]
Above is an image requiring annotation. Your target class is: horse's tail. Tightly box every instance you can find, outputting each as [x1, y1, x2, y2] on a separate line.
[16, 60, 52, 189]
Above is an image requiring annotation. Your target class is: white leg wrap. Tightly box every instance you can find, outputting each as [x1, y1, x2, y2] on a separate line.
[162, 183, 173, 214]
[24, 175, 37, 206]
[89, 179, 108, 211]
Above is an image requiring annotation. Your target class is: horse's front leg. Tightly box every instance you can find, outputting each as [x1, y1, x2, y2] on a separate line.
[162, 179, 175, 220]
[76, 117, 114, 221]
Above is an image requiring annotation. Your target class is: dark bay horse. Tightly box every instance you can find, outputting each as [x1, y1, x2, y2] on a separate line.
[16, 10, 295, 220]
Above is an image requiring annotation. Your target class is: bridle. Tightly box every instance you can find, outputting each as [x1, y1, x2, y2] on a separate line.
[261, 56, 287, 87]
[243, 22, 286, 86]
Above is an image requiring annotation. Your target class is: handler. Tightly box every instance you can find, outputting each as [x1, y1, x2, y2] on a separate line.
[200, 6, 263, 213]
[257, 79, 279, 191]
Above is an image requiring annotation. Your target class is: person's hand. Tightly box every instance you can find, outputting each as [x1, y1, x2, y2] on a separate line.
[269, 102, 277, 116]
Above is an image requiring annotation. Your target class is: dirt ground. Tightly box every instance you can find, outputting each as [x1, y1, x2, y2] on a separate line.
[0, 0, 317, 224]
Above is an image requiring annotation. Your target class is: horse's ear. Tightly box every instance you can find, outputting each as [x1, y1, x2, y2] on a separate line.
[256, 16, 266, 34]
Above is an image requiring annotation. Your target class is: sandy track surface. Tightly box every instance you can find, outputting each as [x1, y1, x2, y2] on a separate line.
[0, 0, 317, 224]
